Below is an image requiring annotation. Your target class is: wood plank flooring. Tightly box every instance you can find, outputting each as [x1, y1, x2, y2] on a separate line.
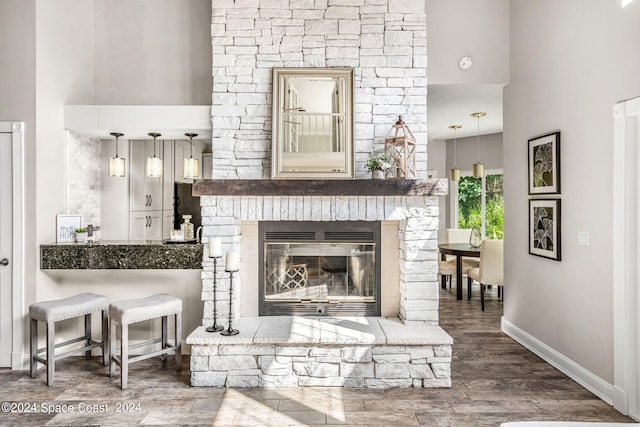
[0, 284, 635, 426]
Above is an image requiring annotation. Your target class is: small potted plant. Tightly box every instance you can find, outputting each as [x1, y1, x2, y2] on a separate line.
[365, 153, 391, 179]
[75, 227, 88, 243]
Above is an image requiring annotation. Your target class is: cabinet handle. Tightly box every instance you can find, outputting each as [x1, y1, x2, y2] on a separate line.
[149, 195, 152, 206]
[145, 195, 148, 206]
[145, 216, 149, 227]
[149, 216, 153, 227]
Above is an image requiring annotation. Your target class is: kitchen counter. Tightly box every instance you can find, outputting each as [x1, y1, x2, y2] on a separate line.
[40, 240, 203, 270]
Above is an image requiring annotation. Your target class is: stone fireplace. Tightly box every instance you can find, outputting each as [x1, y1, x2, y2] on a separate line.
[183, 0, 453, 389]
[186, 180, 453, 388]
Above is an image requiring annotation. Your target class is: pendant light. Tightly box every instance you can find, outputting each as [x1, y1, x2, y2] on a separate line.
[448, 124, 461, 181]
[108, 132, 126, 177]
[471, 112, 486, 178]
[183, 132, 199, 179]
[146, 132, 163, 178]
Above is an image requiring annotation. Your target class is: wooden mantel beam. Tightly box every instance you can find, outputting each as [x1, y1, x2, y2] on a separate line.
[192, 179, 448, 197]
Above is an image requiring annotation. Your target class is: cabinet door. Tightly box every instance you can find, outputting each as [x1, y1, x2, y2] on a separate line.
[130, 211, 163, 241]
[162, 140, 175, 212]
[129, 211, 148, 241]
[147, 211, 163, 241]
[162, 210, 174, 240]
[202, 152, 212, 179]
[174, 139, 189, 184]
[130, 140, 163, 211]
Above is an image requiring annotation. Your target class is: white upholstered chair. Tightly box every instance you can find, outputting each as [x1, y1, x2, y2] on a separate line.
[467, 239, 503, 311]
[439, 228, 480, 290]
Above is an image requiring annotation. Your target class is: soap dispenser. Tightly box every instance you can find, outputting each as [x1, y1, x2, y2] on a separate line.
[181, 215, 194, 241]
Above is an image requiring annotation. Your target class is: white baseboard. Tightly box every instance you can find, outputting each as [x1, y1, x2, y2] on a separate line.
[501, 317, 614, 405]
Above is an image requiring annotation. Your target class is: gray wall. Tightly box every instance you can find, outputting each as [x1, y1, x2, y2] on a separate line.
[427, 0, 509, 85]
[504, 0, 640, 383]
[94, 0, 212, 105]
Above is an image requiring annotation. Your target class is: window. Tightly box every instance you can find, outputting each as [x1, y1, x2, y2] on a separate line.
[451, 171, 503, 239]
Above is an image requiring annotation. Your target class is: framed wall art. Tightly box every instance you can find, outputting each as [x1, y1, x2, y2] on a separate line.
[528, 131, 560, 194]
[56, 214, 82, 243]
[529, 199, 561, 261]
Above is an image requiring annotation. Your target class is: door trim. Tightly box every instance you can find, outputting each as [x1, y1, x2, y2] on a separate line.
[613, 97, 640, 419]
[0, 122, 25, 370]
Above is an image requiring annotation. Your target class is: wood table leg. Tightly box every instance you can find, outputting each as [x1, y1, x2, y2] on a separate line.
[456, 255, 463, 300]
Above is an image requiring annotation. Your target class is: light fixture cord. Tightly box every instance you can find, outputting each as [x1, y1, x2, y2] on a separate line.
[476, 115, 481, 162]
[115, 135, 119, 158]
[190, 135, 194, 158]
[453, 127, 457, 168]
[153, 135, 157, 158]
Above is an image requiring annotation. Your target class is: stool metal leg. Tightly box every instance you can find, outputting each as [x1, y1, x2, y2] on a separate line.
[109, 318, 117, 378]
[161, 315, 168, 363]
[30, 318, 37, 378]
[101, 309, 109, 366]
[46, 321, 55, 386]
[84, 313, 92, 360]
[120, 323, 128, 390]
[175, 313, 182, 372]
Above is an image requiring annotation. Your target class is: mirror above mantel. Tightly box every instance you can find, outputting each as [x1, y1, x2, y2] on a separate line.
[272, 68, 354, 180]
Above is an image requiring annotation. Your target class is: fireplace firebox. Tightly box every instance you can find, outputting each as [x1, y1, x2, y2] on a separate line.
[259, 221, 381, 316]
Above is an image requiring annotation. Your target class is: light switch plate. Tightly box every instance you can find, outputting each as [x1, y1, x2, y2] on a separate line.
[578, 231, 590, 246]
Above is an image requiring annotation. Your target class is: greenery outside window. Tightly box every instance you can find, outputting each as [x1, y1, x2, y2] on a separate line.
[451, 171, 503, 239]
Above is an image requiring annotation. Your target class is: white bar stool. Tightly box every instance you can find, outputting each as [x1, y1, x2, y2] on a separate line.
[29, 292, 109, 386]
[109, 293, 182, 389]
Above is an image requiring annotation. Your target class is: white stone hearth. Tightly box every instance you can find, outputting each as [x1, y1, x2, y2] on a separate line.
[187, 316, 452, 388]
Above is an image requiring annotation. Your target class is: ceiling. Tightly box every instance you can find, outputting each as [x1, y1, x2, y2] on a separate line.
[427, 84, 504, 140]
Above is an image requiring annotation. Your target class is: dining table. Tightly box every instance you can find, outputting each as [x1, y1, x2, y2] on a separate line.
[438, 243, 481, 300]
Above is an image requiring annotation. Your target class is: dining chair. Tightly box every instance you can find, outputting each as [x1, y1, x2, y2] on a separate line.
[466, 239, 503, 311]
[439, 228, 480, 289]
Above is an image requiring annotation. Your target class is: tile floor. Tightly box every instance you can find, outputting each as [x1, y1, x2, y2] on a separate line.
[0, 285, 635, 426]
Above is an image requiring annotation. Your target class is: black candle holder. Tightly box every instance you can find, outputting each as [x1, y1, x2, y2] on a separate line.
[205, 256, 224, 333]
[220, 270, 239, 336]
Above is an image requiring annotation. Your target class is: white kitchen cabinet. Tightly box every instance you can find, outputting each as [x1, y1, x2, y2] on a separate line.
[202, 152, 212, 179]
[162, 140, 175, 211]
[129, 140, 163, 211]
[174, 139, 203, 183]
[162, 210, 174, 240]
[130, 211, 162, 241]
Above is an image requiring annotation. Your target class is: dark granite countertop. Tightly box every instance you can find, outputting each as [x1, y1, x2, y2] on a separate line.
[40, 240, 203, 270]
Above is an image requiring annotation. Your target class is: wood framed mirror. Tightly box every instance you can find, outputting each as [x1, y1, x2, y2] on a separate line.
[272, 68, 354, 179]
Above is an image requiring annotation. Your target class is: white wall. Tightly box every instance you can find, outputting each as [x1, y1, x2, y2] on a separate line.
[26, 0, 212, 357]
[504, 0, 640, 385]
[0, 0, 37, 324]
[427, 0, 509, 85]
[93, 0, 212, 105]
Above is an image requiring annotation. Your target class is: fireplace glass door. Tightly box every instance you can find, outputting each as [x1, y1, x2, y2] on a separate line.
[265, 242, 376, 304]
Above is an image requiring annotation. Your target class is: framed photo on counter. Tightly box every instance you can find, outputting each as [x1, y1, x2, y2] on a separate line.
[56, 214, 83, 243]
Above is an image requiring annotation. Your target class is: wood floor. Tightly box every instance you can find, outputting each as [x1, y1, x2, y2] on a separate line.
[0, 285, 635, 426]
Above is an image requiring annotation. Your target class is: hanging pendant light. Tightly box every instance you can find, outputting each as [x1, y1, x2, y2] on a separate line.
[471, 112, 486, 178]
[183, 132, 199, 179]
[108, 132, 126, 177]
[146, 132, 163, 178]
[448, 124, 461, 181]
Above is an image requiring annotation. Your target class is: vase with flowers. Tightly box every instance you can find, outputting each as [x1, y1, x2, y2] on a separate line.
[365, 153, 391, 179]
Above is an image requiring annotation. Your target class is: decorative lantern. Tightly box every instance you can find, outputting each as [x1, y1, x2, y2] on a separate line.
[384, 115, 416, 179]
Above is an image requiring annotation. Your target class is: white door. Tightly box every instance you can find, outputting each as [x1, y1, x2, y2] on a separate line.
[613, 96, 640, 419]
[0, 131, 13, 366]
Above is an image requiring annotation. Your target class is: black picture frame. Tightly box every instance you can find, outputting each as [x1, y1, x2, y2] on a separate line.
[529, 199, 561, 261]
[528, 131, 561, 195]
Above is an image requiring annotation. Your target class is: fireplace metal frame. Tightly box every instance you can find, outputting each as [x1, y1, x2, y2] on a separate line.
[259, 221, 381, 316]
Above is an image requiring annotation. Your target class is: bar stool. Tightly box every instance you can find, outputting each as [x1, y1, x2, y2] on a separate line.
[29, 293, 109, 386]
[109, 293, 182, 389]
